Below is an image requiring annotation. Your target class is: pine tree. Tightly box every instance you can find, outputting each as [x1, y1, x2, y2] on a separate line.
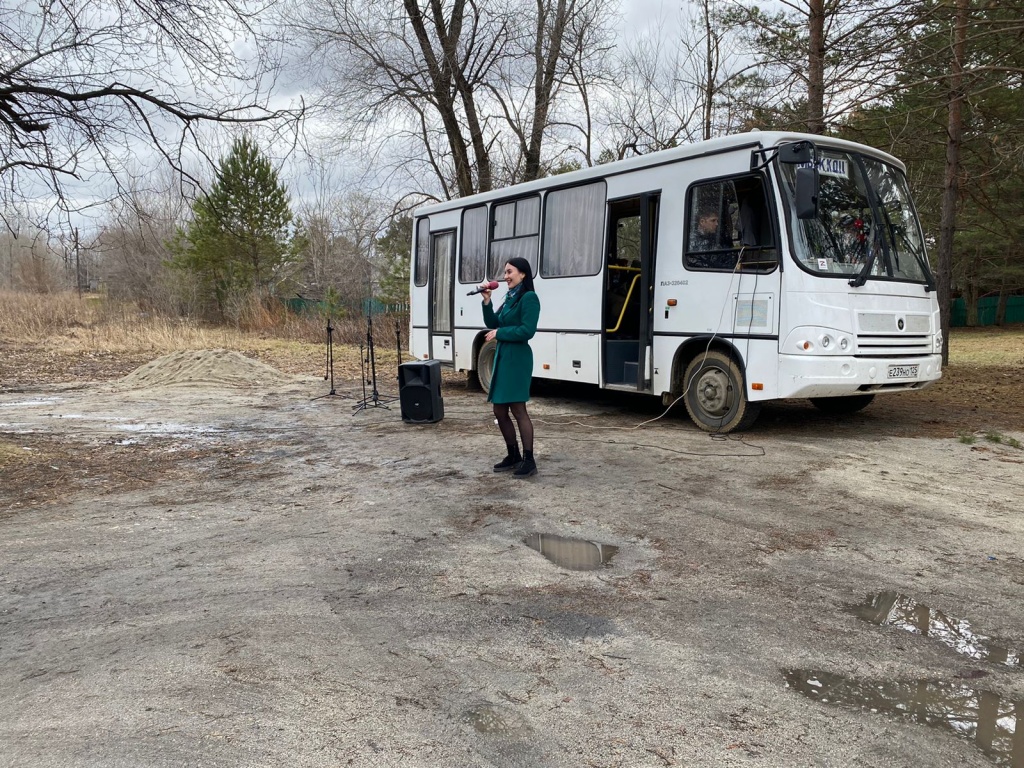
[375, 215, 412, 309]
[170, 136, 301, 315]
[842, 0, 1024, 335]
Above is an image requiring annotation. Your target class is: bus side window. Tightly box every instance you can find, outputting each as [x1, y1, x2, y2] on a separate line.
[685, 181, 737, 270]
[684, 175, 777, 272]
[733, 177, 778, 270]
[736, 197, 759, 247]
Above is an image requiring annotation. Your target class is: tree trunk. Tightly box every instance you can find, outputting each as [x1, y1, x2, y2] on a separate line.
[806, 0, 825, 134]
[995, 246, 1013, 326]
[995, 273, 1009, 326]
[935, 0, 968, 365]
[964, 277, 979, 327]
[524, 0, 569, 182]
[702, 0, 715, 140]
[404, 0, 477, 197]
[440, 0, 492, 193]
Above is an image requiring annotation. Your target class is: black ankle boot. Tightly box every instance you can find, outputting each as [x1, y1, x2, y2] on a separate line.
[513, 450, 536, 478]
[493, 443, 522, 472]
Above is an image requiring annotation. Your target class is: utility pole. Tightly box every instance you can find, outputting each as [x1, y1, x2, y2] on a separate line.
[74, 227, 81, 297]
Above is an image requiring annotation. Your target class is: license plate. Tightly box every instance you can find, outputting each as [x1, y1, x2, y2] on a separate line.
[887, 364, 919, 380]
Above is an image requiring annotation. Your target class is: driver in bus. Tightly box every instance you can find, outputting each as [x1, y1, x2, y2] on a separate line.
[691, 207, 722, 252]
[689, 205, 738, 269]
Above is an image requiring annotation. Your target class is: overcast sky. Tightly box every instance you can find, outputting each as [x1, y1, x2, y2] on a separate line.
[33, 0, 698, 239]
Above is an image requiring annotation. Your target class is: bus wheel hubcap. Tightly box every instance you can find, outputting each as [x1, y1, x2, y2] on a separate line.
[697, 370, 730, 415]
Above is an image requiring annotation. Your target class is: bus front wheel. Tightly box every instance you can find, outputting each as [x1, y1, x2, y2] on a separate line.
[683, 350, 761, 433]
[477, 339, 497, 395]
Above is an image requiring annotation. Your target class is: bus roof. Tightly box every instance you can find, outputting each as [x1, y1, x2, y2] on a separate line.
[414, 130, 906, 217]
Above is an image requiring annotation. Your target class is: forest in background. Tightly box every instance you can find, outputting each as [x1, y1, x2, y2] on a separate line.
[1, 0, 1022, 346]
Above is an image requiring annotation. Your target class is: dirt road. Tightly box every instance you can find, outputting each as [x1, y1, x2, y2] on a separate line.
[1, 353, 1023, 767]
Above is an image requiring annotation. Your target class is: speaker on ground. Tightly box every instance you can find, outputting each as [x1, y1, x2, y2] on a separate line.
[398, 360, 444, 423]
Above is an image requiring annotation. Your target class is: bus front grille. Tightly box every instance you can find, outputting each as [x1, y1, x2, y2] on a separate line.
[855, 334, 932, 357]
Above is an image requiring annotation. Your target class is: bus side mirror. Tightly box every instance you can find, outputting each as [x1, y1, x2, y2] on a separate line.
[795, 167, 819, 219]
[778, 142, 814, 164]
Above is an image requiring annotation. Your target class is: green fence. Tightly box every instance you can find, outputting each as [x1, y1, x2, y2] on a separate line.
[950, 296, 1024, 327]
[282, 297, 409, 316]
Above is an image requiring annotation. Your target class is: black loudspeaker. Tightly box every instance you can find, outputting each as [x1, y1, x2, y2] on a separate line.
[398, 360, 444, 424]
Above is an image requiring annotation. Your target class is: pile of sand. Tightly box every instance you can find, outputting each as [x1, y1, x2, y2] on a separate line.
[116, 349, 296, 390]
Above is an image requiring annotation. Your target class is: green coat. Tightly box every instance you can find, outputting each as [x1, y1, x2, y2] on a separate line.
[483, 289, 540, 404]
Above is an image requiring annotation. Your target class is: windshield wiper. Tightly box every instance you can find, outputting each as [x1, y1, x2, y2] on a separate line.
[848, 247, 877, 287]
[913, 248, 936, 292]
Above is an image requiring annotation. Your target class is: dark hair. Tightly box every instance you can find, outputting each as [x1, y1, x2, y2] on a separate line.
[505, 257, 536, 294]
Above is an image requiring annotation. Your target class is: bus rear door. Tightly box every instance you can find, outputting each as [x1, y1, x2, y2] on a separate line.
[429, 230, 456, 363]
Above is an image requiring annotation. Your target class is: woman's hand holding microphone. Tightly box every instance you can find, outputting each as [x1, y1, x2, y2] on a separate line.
[475, 280, 500, 341]
[470, 280, 500, 304]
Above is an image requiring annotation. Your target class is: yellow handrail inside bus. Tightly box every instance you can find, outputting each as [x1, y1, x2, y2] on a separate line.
[606, 273, 641, 333]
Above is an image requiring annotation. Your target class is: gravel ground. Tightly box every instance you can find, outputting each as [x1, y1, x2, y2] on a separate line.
[1, 351, 1023, 767]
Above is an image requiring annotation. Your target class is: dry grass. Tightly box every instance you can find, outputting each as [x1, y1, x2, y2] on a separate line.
[947, 325, 1024, 367]
[0, 292, 229, 350]
[2, 292, 1022, 432]
[0, 291, 382, 349]
[0, 291, 410, 383]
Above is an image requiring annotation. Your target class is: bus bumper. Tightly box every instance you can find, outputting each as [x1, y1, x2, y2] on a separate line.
[776, 353, 942, 399]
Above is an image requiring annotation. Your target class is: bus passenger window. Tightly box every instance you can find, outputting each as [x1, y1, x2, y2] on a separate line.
[541, 181, 605, 277]
[490, 195, 540, 278]
[459, 205, 488, 284]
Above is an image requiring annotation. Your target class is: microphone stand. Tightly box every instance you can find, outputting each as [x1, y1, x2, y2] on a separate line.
[312, 316, 340, 401]
[352, 267, 399, 415]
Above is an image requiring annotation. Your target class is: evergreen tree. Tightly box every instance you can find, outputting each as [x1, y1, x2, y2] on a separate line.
[721, 0, 907, 134]
[170, 137, 301, 315]
[843, 0, 1024, 333]
[375, 215, 412, 309]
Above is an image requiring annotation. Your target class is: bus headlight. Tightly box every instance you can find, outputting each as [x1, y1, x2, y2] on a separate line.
[818, 333, 850, 354]
[785, 327, 853, 355]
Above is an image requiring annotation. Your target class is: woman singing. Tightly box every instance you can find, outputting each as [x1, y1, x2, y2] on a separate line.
[480, 257, 540, 478]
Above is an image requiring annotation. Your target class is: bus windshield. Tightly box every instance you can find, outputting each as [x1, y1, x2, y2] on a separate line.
[780, 149, 932, 285]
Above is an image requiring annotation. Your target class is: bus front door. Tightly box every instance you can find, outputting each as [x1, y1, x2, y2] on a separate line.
[429, 230, 455, 363]
[604, 194, 659, 391]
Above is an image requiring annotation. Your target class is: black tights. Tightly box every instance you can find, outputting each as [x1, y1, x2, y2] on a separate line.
[493, 402, 534, 454]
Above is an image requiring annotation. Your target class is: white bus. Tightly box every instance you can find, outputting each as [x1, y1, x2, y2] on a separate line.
[409, 131, 942, 432]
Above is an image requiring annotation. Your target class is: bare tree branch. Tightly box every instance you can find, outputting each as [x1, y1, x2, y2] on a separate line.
[285, 0, 614, 198]
[1, 0, 302, 233]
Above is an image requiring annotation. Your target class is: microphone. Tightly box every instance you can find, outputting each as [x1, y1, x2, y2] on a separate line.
[467, 281, 500, 296]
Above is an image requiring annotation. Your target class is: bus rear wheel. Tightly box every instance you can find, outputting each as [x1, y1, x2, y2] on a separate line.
[477, 339, 497, 395]
[683, 350, 761, 433]
[810, 394, 875, 414]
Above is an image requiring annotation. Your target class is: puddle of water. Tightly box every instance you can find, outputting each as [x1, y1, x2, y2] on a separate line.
[848, 591, 1021, 669]
[785, 668, 1023, 767]
[0, 398, 62, 408]
[524, 533, 618, 571]
[461, 704, 526, 735]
